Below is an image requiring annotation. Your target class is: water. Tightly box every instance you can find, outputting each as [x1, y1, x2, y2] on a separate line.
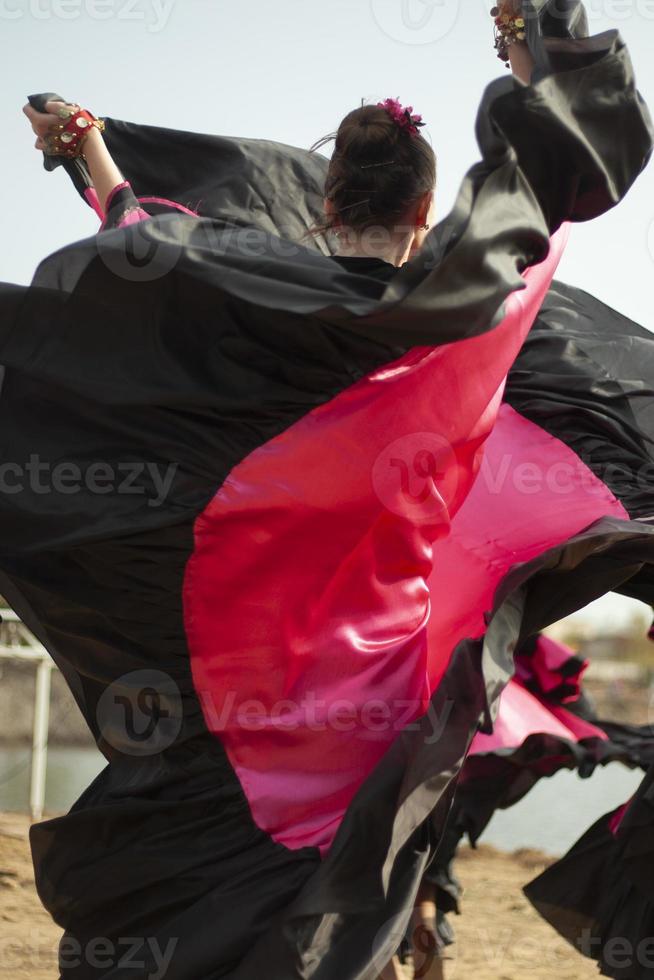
[481, 763, 644, 855]
[0, 744, 105, 813]
[0, 745, 645, 855]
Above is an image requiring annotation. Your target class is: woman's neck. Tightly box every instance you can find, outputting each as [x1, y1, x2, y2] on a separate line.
[334, 228, 414, 267]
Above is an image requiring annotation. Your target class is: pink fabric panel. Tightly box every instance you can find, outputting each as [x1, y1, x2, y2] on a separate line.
[470, 680, 607, 754]
[115, 208, 151, 228]
[546, 703, 609, 741]
[609, 801, 631, 835]
[135, 196, 198, 217]
[515, 634, 589, 702]
[183, 226, 624, 854]
[422, 406, 626, 697]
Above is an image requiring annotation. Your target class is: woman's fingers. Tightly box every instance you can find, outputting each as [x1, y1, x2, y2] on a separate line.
[22, 100, 78, 139]
[23, 104, 57, 137]
[44, 100, 81, 121]
[44, 99, 73, 115]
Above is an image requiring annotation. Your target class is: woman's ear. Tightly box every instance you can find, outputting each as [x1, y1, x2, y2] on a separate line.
[324, 198, 339, 225]
[407, 191, 436, 261]
[415, 190, 435, 230]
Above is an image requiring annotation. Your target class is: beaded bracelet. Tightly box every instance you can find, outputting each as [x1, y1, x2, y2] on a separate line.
[491, 5, 527, 65]
[45, 106, 106, 159]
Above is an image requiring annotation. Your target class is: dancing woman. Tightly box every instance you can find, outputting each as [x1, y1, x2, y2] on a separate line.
[6, 2, 654, 978]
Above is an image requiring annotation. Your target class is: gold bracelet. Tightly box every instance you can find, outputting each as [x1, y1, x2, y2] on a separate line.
[491, 5, 526, 65]
[44, 109, 105, 160]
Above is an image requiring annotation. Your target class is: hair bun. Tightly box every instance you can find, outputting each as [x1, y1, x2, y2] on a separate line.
[335, 106, 399, 165]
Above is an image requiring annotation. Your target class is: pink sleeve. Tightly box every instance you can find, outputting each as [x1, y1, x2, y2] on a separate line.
[99, 181, 151, 231]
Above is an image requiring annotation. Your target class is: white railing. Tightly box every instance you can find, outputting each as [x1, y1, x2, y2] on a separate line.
[0, 608, 55, 820]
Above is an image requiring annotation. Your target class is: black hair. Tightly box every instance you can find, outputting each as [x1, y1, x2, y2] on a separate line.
[311, 104, 436, 234]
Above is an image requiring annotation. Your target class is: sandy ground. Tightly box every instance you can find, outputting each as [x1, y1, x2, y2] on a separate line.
[0, 814, 58, 979]
[0, 813, 600, 980]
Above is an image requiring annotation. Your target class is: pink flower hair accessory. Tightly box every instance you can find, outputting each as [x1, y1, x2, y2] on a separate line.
[376, 97, 426, 138]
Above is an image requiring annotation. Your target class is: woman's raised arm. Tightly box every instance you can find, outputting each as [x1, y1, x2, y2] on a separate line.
[23, 99, 125, 218]
[493, 0, 536, 83]
[508, 37, 535, 84]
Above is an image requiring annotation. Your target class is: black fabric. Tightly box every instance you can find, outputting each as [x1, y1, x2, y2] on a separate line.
[447, 729, 654, 848]
[445, 630, 654, 846]
[417, 632, 654, 957]
[0, 524, 323, 977]
[0, 271, 403, 554]
[31, 737, 319, 980]
[102, 184, 143, 228]
[330, 255, 399, 284]
[525, 767, 654, 980]
[505, 281, 654, 518]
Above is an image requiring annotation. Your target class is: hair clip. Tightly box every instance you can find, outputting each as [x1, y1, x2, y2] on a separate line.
[360, 160, 396, 169]
[377, 98, 426, 137]
[337, 199, 372, 213]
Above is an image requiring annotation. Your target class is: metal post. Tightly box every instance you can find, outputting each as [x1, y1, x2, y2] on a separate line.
[29, 657, 53, 821]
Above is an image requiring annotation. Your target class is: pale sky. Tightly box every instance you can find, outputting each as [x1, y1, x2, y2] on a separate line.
[2, 0, 654, 632]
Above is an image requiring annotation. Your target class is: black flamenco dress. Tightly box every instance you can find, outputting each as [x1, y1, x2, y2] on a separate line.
[2, 2, 654, 977]
[409, 631, 654, 959]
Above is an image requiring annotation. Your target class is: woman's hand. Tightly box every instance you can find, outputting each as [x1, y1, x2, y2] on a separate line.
[22, 99, 80, 153]
[496, 0, 523, 13]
